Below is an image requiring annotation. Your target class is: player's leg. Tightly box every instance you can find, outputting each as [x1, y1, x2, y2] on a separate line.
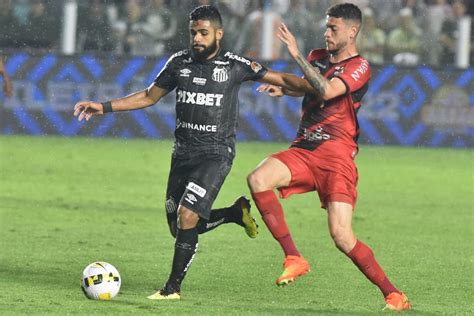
[247, 156, 310, 286]
[164, 158, 188, 238]
[247, 157, 296, 254]
[197, 195, 258, 238]
[149, 155, 234, 300]
[327, 201, 410, 311]
[166, 185, 256, 238]
[163, 155, 255, 238]
[148, 205, 200, 300]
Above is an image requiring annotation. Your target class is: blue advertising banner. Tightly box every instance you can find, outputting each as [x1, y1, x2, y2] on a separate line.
[1, 52, 473, 147]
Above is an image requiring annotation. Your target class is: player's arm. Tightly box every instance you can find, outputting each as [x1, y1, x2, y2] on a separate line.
[0, 57, 13, 97]
[259, 70, 315, 94]
[256, 83, 305, 98]
[278, 23, 347, 100]
[73, 84, 169, 121]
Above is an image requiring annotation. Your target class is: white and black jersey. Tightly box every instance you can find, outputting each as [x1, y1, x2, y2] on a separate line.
[154, 49, 267, 158]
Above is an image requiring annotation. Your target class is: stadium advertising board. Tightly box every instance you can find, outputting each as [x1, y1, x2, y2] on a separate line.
[1, 53, 472, 147]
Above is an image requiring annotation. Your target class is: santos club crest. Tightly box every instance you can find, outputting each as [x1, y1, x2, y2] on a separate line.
[212, 67, 228, 82]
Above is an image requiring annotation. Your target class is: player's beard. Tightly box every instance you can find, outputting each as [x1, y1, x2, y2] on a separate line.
[191, 40, 219, 61]
[326, 40, 347, 56]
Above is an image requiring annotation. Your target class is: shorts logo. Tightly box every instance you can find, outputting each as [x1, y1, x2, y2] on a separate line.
[165, 198, 177, 214]
[180, 68, 192, 77]
[212, 67, 228, 82]
[187, 182, 207, 197]
[185, 193, 197, 205]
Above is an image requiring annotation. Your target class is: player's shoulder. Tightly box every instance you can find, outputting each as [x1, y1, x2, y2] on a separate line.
[307, 48, 329, 62]
[166, 49, 192, 64]
[346, 55, 371, 72]
[221, 51, 264, 72]
[222, 51, 253, 64]
[352, 55, 370, 66]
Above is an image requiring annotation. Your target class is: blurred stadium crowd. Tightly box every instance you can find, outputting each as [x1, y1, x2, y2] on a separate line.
[0, 0, 472, 67]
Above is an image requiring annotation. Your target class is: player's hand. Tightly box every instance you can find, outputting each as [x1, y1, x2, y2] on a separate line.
[257, 84, 284, 97]
[277, 23, 300, 59]
[73, 101, 103, 121]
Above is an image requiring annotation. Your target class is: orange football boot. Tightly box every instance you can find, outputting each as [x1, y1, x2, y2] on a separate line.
[383, 292, 411, 311]
[276, 255, 310, 286]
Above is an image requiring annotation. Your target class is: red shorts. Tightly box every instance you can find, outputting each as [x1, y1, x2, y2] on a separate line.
[271, 143, 358, 209]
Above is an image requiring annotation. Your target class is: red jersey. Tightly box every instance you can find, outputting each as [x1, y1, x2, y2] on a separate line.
[291, 49, 371, 153]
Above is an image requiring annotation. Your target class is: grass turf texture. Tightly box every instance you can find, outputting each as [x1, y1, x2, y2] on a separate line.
[0, 135, 472, 315]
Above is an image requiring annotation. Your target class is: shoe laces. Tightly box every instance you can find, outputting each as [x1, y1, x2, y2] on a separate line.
[284, 255, 305, 267]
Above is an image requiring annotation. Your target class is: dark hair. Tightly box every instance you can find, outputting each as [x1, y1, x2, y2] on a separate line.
[189, 5, 223, 28]
[326, 3, 362, 23]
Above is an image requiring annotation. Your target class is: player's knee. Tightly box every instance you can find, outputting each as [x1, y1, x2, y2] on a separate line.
[177, 206, 199, 229]
[247, 170, 267, 192]
[330, 228, 354, 254]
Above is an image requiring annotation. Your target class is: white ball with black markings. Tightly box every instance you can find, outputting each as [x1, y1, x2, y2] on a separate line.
[81, 262, 121, 300]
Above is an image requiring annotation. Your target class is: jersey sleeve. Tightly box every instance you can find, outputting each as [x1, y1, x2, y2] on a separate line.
[306, 49, 327, 63]
[238, 58, 268, 82]
[153, 53, 180, 90]
[335, 57, 371, 93]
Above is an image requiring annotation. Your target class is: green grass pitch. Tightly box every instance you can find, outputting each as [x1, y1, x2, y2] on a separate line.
[0, 135, 472, 315]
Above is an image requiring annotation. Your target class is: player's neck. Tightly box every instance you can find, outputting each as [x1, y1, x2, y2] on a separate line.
[329, 46, 358, 63]
[205, 46, 222, 61]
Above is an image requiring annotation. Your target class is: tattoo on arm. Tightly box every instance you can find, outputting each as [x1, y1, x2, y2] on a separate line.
[294, 53, 328, 97]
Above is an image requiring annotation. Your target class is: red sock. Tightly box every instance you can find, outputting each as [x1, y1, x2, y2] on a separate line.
[251, 190, 300, 257]
[347, 240, 401, 297]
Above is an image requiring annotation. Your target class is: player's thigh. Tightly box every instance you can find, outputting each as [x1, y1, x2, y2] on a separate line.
[166, 158, 192, 213]
[179, 155, 233, 220]
[248, 156, 292, 191]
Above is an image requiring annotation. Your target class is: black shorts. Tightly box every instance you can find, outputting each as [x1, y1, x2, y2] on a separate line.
[165, 153, 233, 220]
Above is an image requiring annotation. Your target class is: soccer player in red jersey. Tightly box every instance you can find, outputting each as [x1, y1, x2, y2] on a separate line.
[248, 3, 410, 311]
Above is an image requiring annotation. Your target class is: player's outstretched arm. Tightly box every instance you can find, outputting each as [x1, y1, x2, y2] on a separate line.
[277, 23, 347, 100]
[73, 84, 169, 121]
[256, 84, 305, 97]
[0, 57, 13, 97]
[260, 70, 314, 95]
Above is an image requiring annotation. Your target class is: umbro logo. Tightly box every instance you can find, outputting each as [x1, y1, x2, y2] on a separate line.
[180, 68, 192, 77]
[185, 193, 197, 205]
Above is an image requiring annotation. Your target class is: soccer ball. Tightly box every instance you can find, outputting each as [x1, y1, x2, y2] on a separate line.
[81, 262, 121, 300]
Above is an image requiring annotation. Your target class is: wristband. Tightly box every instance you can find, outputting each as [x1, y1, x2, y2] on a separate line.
[101, 101, 112, 113]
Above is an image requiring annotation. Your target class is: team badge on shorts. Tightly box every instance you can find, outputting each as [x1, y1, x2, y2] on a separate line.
[212, 67, 228, 82]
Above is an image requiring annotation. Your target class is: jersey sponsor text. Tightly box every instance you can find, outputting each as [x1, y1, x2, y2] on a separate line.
[176, 119, 217, 132]
[303, 127, 331, 141]
[350, 60, 369, 81]
[224, 52, 252, 65]
[177, 89, 223, 106]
